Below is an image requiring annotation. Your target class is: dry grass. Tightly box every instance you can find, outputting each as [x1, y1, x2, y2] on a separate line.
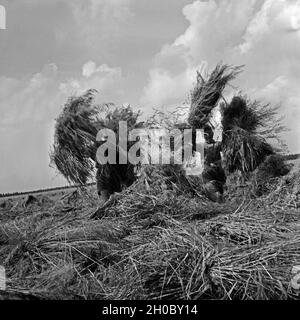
[221, 96, 285, 175]
[50, 90, 142, 185]
[188, 64, 242, 129]
[0, 162, 299, 300]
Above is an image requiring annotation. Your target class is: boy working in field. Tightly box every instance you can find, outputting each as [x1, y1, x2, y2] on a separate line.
[94, 123, 226, 205]
[201, 124, 226, 202]
[94, 134, 136, 204]
[96, 158, 135, 204]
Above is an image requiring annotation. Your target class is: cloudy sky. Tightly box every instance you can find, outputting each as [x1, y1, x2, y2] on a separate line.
[0, 0, 299, 193]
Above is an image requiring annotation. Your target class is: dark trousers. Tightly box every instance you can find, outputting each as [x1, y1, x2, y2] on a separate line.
[96, 163, 135, 196]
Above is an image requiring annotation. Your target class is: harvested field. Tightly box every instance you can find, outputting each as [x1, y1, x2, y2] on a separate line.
[0, 161, 299, 300]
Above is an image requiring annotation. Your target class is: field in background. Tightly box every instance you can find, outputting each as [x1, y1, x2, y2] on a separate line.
[0, 183, 96, 200]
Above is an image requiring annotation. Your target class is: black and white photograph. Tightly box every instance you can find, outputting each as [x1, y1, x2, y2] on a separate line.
[0, 0, 300, 309]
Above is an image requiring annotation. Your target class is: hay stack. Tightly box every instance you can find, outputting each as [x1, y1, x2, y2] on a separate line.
[221, 96, 284, 175]
[187, 64, 285, 178]
[50, 90, 142, 185]
[188, 64, 242, 129]
[50, 89, 99, 184]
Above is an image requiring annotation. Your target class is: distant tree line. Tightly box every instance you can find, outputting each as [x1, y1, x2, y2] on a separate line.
[0, 182, 96, 198]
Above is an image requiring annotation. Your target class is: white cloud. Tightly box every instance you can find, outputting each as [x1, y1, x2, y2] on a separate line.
[142, 0, 259, 107]
[0, 66, 61, 127]
[0, 61, 123, 127]
[82, 62, 122, 83]
[141, 68, 195, 109]
[142, 0, 300, 152]
[254, 76, 300, 152]
[61, 61, 122, 95]
[82, 61, 98, 78]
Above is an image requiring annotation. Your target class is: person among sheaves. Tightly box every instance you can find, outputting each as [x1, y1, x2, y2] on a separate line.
[201, 124, 226, 203]
[92, 123, 226, 207]
[92, 135, 136, 205]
